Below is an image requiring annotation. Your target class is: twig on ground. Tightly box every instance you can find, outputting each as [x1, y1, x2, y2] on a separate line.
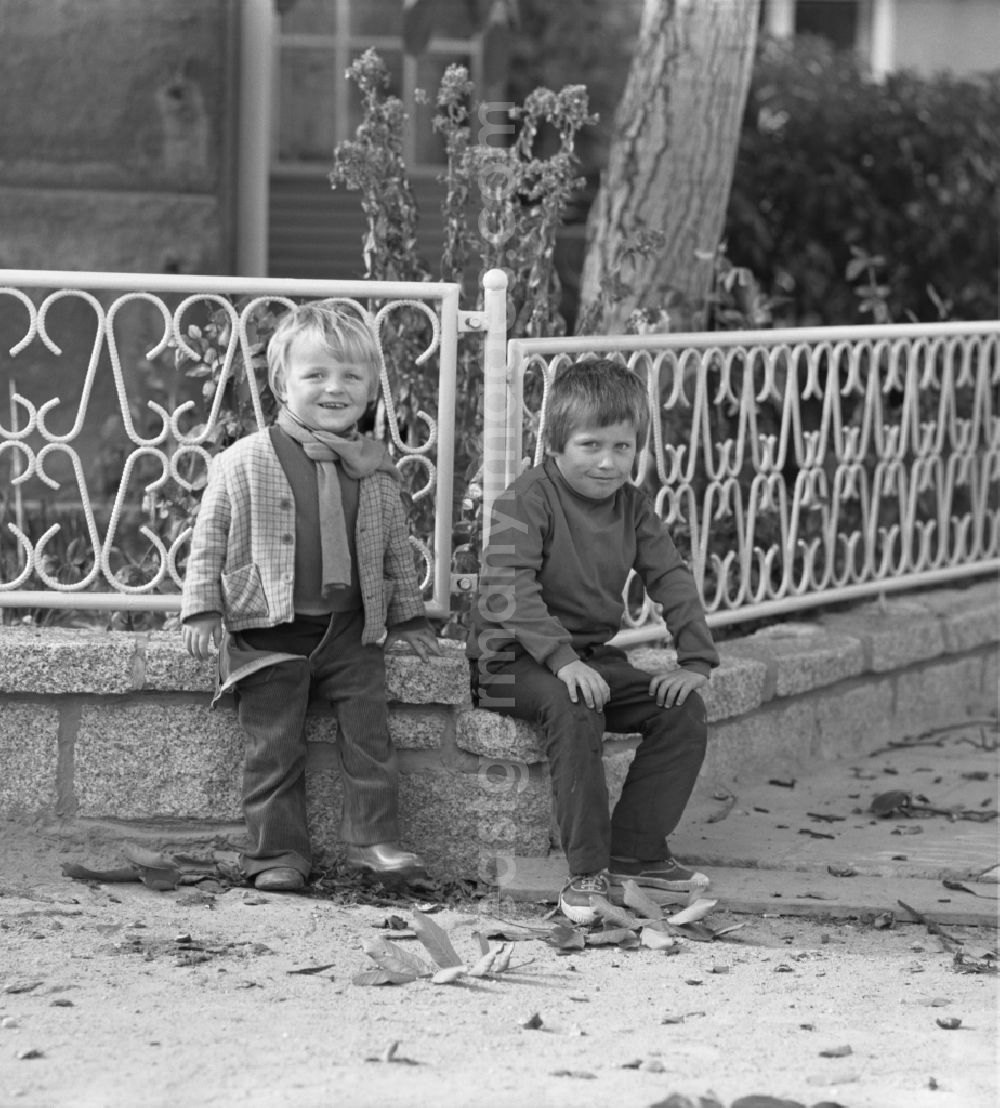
[897, 899, 963, 952]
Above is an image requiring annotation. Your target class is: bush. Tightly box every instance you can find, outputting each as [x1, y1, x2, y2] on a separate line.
[724, 35, 1000, 325]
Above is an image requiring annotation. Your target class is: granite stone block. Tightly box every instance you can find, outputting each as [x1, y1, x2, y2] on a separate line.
[724, 622, 865, 698]
[701, 700, 821, 788]
[306, 763, 552, 881]
[141, 633, 214, 693]
[820, 600, 947, 671]
[0, 627, 135, 694]
[813, 676, 897, 757]
[0, 703, 59, 815]
[454, 708, 545, 763]
[920, 584, 1000, 654]
[385, 644, 470, 705]
[601, 741, 640, 812]
[894, 655, 994, 739]
[388, 707, 450, 750]
[628, 644, 768, 720]
[75, 703, 243, 820]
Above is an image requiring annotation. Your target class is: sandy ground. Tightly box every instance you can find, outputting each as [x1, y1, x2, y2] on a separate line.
[0, 820, 997, 1108]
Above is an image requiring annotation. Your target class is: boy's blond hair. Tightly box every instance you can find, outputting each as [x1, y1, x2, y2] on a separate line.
[543, 357, 650, 454]
[267, 300, 382, 403]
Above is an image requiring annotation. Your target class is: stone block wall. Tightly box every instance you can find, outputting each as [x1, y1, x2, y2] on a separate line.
[0, 582, 996, 880]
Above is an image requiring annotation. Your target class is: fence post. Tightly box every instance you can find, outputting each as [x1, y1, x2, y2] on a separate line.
[480, 268, 509, 549]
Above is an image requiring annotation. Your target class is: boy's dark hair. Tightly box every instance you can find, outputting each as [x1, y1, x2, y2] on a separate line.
[543, 357, 650, 453]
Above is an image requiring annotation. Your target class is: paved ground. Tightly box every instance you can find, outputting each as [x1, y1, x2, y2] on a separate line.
[504, 720, 999, 928]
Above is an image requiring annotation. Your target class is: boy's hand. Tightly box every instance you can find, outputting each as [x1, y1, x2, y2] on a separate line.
[385, 626, 441, 662]
[649, 668, 707, 708]
[181, 615, 221, 661]
[557, 660, 611, 711]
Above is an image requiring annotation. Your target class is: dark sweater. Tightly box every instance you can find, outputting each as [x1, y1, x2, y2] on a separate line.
[470, 457, 719, 676]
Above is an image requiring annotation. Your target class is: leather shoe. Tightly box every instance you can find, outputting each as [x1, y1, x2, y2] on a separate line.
[253, 866, 305, 892]
[345, 842, 427, 876]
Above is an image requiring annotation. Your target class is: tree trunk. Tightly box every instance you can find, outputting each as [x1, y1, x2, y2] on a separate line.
[578, 0, 759, 333]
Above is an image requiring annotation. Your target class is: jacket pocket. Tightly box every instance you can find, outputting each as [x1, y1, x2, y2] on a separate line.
[221, 564, 269, 620]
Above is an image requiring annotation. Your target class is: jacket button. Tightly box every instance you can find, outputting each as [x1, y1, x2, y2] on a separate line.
[280, 498, 293, 510]
[281, 534, 293, 544]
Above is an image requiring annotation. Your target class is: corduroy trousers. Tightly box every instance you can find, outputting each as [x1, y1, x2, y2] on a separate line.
[233, 610, 398, 879]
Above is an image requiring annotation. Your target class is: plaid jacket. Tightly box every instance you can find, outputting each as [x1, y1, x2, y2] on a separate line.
[180, 429, 426, 643]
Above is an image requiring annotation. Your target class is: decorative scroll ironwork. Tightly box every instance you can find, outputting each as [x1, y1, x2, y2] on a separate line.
[0, 272, 464, 617]
[505, 325, 1000, 635]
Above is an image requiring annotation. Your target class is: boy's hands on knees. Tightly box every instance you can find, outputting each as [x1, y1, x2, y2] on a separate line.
[649, 668, 707, 708]
[182, 615, 222, 661]
[557, 660, 611, 711]
[385, 626, 441, 662]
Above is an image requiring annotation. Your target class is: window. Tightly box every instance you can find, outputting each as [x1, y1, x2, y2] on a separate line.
[795, 0, 860, 51]
[275, 0, 482, 172]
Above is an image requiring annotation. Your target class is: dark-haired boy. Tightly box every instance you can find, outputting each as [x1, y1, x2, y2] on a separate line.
[470, 358, 719, 923]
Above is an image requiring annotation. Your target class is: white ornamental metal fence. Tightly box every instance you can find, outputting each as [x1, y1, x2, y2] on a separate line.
[0, 268, 509, 620]
[488, 324, 1000, 644]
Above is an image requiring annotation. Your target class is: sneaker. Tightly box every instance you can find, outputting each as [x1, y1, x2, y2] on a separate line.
[558, 872, 611, 925]
[608, 851, 710, 892]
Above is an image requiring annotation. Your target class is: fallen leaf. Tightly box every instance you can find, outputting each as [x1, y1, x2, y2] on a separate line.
[17, 1049, 44, 1060]
[953, 951, 997, 974]
[352, 968, 416, 986]
[521, 1012, 543, 1029]
[588, 895, 638, 929]
[542, 925, 586, 951]
[622, 880, 663, 920]
[871, 789, 912, 816]
[942, 878, 997, 899]
[827, 865, 858, 877]
[585, 927, 638, 947]
[430, 966, 466, 985]
[768, 778, 796, 788]
[640, 927, 678, 951]
[550, 1069, 595, 1079]
[666, 898, 718, 926]
[410, 909, 463, 968]
[468, 950, 498, 977]
[936, 1017, 963, 1030]
[286, 963, 336, 976]
[707, 793, 738, 823]
[819, 1044, 853, 1058]
[361, 937, 432, 979]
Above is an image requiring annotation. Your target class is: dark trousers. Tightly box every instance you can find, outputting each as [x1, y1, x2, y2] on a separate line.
[477, 643, 707, 876]
[233, 611, 398, 878]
